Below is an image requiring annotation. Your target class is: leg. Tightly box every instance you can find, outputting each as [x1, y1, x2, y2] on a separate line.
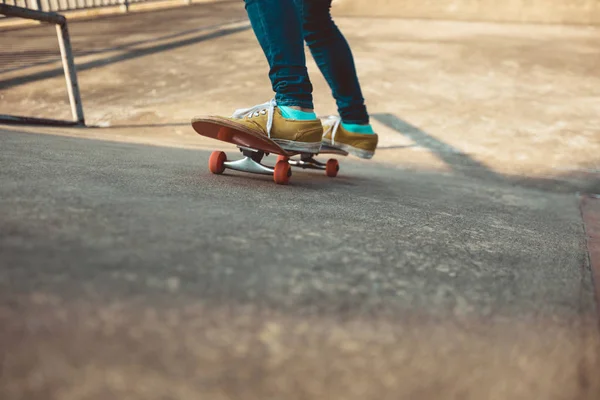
[193, 0, 324, 158]
[243, 0, 313, 109]
[300, 0, 369, 124]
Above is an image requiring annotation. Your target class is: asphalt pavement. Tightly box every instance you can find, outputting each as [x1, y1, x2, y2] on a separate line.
[1, 127, 599, 399]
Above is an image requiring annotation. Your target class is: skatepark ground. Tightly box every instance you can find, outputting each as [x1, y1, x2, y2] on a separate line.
[1, 2, 600, 399]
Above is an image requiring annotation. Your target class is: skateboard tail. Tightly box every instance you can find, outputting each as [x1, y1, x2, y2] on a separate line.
[192, 118, 291, 156]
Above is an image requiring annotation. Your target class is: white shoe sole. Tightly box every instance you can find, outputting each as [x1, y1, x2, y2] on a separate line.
[321, 139, 374, 159]
[273, 138, 322, 154]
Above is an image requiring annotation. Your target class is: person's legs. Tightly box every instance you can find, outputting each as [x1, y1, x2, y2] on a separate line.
[244, 0, 313, 111]
[193, 0, 323, 154]
[299, 0, 369, 125]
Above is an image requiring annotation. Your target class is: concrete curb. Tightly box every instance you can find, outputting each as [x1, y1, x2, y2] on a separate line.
[581, 194, 600, 321]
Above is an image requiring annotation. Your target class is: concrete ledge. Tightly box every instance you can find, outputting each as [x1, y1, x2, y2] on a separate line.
[332, 0, 600, 25]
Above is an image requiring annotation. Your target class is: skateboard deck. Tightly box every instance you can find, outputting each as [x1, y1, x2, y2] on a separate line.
[192, 118, 295, 157]
[191, 117, 347, 184]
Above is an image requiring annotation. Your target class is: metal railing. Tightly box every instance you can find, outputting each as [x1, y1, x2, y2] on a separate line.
[1, 0, 199, 126]
[0, 3, 85, 126]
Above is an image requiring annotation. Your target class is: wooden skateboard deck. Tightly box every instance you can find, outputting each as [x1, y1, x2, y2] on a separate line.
[192, 118, 295, 156]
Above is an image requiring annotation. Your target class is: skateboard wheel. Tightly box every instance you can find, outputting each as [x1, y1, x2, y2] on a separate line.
[325, 158, 339, 177]
[276, 155, 289, 163]
[209, 151, 227, 174]
[273, 160, 291, 185]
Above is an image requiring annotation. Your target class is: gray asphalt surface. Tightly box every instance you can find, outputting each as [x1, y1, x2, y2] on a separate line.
[1, 128, 599, 399]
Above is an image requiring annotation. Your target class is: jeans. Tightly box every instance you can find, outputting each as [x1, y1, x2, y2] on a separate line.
[243, 0, 369, 124]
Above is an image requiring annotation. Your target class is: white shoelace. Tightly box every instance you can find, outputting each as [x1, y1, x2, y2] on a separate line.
[322, 115, 342, 145]
[231, 99, 277, 138]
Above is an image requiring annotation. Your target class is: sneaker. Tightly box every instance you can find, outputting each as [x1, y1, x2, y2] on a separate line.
[192, 99, 323, 153]
[321, 116, 378, 159]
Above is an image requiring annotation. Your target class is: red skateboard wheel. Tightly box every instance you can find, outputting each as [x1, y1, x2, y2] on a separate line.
[273, 160, 291, 185]
[325, 158, 339, 177]
[208, 151, 227, 174]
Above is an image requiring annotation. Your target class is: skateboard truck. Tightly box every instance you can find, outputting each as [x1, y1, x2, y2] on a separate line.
[277, 153, 340, 178]
[223, 148, 273, 176]
[291, 155, 330, 170]
[209, 147, 292, 184]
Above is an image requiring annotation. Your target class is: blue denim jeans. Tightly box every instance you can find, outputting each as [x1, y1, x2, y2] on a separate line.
[243, 0, 369, 124]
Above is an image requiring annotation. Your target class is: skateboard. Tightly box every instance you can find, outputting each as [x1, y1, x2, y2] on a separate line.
[192, 118, 348, 185]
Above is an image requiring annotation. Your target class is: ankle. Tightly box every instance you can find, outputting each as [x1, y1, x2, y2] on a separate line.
[287, 105, 313, 113]
[341, 121, 375, 134]
[279, 105, 317, 121]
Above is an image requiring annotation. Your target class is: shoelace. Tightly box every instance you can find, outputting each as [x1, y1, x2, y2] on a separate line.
[231, 99, 277, 138]
[322, 115, 342, 145]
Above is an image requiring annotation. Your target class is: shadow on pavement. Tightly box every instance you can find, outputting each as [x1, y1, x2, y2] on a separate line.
[3, 125, 597, 195]
[0, 22, 251, 91]
[96, 122, 191, 129]
[0, 18, 248, 75]
[372, 113, 600, 194]
[373, 113, 503, 181]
